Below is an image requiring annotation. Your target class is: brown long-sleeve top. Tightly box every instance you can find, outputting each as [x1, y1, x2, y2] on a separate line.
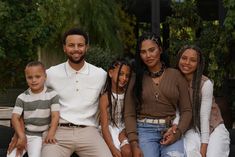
[124, 68, 192, 142]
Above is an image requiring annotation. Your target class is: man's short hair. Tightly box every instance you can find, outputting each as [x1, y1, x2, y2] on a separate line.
[62, 28, 89, 45]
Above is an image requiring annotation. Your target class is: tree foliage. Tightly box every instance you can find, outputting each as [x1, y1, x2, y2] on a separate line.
[0, 0, 136, 90]
[165, 0, 234, 93]
[0, 0, 65, 89]
[165, 0, 201, 58]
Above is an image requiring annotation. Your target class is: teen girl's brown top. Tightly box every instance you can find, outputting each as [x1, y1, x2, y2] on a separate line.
[124, 68, 192, 142]
[199, 75, 223, 133]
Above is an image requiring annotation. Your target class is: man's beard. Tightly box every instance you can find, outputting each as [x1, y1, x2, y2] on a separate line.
[67, 54, 85, 64]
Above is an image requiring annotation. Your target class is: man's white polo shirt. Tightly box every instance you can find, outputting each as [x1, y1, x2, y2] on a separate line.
[46, 61, 106, 127]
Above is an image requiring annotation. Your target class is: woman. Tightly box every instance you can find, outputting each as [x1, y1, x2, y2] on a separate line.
[124, 32, 192, 157]
[175, 45, 230, 157]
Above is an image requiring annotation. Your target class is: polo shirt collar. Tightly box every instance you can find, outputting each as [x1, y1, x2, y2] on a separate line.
[65, 61, 89, 77]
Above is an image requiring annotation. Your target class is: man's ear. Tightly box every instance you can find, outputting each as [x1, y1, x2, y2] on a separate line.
[85, 45, 89, 52]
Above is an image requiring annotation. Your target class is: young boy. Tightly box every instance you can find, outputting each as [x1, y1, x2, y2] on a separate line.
[7, 61, 60, 157]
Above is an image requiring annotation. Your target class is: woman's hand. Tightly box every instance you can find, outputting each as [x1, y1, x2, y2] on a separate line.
[161, 125, 181, 145]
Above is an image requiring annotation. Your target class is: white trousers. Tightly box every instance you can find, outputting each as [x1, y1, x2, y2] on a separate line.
[184, 129, 201, 157]
[184, 124, 230, 157]
[7, 135, 42, 157]
[207, 124, 230, 157]
[108, 125, 124, 150]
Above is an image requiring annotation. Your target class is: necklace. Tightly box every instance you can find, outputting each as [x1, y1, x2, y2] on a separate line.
[147, 63, 165, 78]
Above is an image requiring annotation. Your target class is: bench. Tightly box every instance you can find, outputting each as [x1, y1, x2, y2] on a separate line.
[1, 125, 235, 156]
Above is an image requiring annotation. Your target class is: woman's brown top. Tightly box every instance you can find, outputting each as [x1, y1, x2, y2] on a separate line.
[124, 68, 192, 142]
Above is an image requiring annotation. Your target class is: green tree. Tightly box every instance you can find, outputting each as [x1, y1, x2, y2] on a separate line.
[165, 0, 202, 66]
[0, 0, 65, 89]
[42, 0, 136, 67]
[0, 0, 136, 90]
[165, 0, 234, 92]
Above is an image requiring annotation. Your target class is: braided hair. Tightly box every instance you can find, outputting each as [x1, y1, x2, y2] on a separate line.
[134, 32, 169, 114]
[103, 58, 132, 127]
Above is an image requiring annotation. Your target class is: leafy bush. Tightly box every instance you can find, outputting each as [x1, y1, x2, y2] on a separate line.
[86, 46, 119, 71]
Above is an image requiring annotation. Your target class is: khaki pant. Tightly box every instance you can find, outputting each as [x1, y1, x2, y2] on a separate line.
[41, 126, 112, 157]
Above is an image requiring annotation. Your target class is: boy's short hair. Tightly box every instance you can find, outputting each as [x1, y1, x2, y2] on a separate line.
[25, 61, 46, 72]
[62, 28, 89, 45]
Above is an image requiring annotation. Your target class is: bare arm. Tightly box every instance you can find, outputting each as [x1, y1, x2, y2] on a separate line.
[11, 114, 27, 155]
[99, 93, 121, 157]
[44, 111, 59, 144]
[11, 114, 26, 140]
[7, 116, 25, 155]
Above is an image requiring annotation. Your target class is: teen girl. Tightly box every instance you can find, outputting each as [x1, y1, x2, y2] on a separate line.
[99, 58, 132, 157]
[173, 45, 230, 157]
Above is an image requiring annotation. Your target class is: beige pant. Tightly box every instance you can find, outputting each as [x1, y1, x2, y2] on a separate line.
[41, 126, 112, 157]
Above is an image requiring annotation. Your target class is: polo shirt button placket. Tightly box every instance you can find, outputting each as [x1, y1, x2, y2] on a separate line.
[76, 80, 79, 92]
[75, 72, 79, 92]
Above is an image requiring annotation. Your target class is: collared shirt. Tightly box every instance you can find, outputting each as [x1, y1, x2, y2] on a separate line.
[46, 61, 106, 127]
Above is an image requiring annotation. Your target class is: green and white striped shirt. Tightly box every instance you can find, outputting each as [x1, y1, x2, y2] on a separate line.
[12, 87, 60, 136]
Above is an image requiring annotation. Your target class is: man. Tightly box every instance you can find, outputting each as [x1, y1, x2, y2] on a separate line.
[8, 28, 112, 157]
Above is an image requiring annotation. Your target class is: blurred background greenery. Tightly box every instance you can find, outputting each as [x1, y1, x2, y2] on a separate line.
[0, 0, 235, 124]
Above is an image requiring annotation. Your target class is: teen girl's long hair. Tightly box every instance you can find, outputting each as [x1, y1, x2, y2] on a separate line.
[134, 32, 169, 114]
[103, 58, 132, 127]
[176, 45, 205, 131]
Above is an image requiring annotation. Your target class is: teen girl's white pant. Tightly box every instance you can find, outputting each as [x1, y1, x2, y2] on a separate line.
[184, 124, 230, 157]
[207, 124, 230, 157]
[7, 135, 42, 157]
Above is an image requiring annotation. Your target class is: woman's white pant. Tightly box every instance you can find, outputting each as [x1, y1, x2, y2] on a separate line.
[7, 135, 42, 157]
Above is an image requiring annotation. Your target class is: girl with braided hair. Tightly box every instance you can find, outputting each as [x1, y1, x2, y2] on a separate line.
[99, 58, 132, 157]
